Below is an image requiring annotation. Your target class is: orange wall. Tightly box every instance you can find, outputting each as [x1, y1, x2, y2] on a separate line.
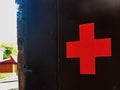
[0, 64, 13, 73]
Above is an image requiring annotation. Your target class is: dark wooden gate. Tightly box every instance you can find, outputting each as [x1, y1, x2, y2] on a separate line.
[18, 0, 120, 90]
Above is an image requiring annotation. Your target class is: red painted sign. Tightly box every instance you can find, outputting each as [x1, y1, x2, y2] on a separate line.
[66, 23, 112, 75]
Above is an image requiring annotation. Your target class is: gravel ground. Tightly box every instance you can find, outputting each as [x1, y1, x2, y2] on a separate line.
[0, 75, 18, 90]
[0, 81, 18, 90]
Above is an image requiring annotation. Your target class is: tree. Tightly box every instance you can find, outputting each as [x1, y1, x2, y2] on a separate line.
[0, 42, 18, 59]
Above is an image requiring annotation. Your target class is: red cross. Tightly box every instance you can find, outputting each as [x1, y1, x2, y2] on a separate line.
[66, 23, 112, 75]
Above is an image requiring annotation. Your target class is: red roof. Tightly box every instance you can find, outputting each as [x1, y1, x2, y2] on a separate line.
[0, 56, 17, 64]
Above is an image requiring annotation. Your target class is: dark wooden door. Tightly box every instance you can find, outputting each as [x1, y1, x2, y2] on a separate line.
[24, 0, 120, 90]
[59, 0, 120, 90]
[24, 0, 58, 90]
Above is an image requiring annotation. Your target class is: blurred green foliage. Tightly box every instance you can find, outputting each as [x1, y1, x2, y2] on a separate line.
[0, 73, 12, 78]
[0, 42, 18, 59]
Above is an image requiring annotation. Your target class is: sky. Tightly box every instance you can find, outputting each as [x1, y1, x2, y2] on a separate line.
[0, 0, 18, 44]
